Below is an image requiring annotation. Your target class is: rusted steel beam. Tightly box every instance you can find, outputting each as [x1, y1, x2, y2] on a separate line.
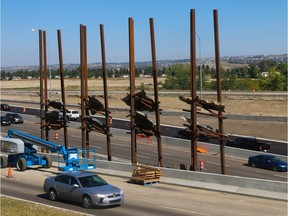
[149, 18, 163, 167]
[39, 29, 44, 142]
[190, 9, 198, 171]
[129, 17, 137, 164]
[214, 9, 226, 175]
[43, 31, 49, 145]
[83, 25, 89, 150]
[100, 24, 112, 161]
[80, 24, 87, 150]
[57, 29, 68, 149]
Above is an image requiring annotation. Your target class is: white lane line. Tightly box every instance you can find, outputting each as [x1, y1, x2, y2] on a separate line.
[153, 151, 172, 156]
[206, 161, 230, 167]
[138, 155, 150, 159]
[159, 205, 211, 216]
[273, 174, 288, 179]
[112, 143, 125, 147]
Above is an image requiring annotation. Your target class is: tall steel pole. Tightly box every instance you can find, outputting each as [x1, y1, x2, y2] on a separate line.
[190, 9, 198, 171]
[100, 24, 112, 161]
[149, 18, 163, 167]
[57, 29, 68, 148]
[196, 33, 202, 99]
[39, 29, 44, 142]
[43, 31, 49, 146]
[213, 9, 226, 175]
[129, 17, 137, 164]
[80, 24, 87, 149]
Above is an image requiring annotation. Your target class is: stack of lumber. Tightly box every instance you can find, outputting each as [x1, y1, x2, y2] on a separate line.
[130, 165, 162, 184]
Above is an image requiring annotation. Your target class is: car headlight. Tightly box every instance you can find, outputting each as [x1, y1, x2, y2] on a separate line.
[120, 190, 124, 195]
[93, 193, 105, 198]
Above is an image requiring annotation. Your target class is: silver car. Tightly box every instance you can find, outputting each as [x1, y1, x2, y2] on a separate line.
[43, 171, 124, 208]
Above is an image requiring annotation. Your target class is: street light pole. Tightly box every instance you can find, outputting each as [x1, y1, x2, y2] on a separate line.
[196, 33, 202, 99]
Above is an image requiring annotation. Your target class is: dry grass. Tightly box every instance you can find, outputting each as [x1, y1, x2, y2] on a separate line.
[1, 197, 84, 216]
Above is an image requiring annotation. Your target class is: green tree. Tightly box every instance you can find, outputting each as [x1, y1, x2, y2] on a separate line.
[163, 64, 190, 90]
[259, 67, 287, 91]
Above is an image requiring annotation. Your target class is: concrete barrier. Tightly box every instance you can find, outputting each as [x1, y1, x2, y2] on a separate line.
[95, 160, 287, 201]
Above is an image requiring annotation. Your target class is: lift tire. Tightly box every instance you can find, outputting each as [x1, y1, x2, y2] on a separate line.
[0, 156, 8, 168]
[42, 156, 52, 168]
[16, 158, 27, 171]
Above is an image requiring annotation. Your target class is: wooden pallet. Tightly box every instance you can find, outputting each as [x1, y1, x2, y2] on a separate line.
[130, 165, 162, 185]
[129, 177, 160, 186]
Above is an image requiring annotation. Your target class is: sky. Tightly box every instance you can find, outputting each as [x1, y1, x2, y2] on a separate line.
[1, 0, 287, 67]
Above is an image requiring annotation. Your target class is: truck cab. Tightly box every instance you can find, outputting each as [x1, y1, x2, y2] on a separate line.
[59, 110, 80, 121]
[226, 137, 270, 152]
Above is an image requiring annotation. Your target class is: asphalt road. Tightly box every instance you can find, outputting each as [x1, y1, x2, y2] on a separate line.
[2, 104, 288, 156]
[1, 118, 287, 182]
[1, 167, 287, 216]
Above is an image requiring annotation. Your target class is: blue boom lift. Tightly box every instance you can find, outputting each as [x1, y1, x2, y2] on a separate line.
[1, 129, 96, 172]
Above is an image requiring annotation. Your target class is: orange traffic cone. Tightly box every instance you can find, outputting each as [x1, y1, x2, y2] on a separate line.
[55, 132, 59, 140]
[7, 167, 13, 178]
[200, 160, 204, 172]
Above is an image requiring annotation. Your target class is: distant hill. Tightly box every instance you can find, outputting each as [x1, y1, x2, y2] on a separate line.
[1, 54, 286, 72]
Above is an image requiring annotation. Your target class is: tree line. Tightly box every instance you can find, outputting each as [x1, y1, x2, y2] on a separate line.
[163, 60, 287, 91]
[1, 60, 287, 91]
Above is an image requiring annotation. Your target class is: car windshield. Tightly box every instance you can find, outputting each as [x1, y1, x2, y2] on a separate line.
[78, 175, 108, 188]
[270, 157, 283, 163]
[10, 114, 20, 117]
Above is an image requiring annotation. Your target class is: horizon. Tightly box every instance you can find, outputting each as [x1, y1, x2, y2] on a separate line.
[1, 0, 287, 67]
[1, 53, 287, 69]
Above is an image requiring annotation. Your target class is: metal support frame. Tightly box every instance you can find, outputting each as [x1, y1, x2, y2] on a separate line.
[149, 18, 163, 167]
[100, 24, 112, 161]
[190, 9, 198, 171]
[57, 29, 68, 149]
[129, 17, 137, 164]
[213, 9, 226, 175]
[39, 30, 44, 142]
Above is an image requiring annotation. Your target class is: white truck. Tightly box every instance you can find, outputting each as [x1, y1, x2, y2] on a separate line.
[59, 110, 80, 121]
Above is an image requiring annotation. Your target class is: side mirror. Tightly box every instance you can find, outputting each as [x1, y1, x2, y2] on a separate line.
[73, 184, 80, 188]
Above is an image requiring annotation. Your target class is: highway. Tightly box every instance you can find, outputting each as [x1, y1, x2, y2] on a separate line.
[1, 117, 287, 182]
[4, 103, 288, 156]
[1, 167, 287, 216]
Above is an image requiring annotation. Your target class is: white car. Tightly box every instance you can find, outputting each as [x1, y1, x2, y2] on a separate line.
[59, 110, 80, 121]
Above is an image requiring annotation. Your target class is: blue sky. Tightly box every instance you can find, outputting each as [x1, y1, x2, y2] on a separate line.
[1, 0, 287, 67]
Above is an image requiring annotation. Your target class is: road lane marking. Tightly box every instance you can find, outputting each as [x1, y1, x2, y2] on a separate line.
[159, 205, 211, 216]
[153, 151, 172, 156]
[138, 155, 150, 159]
[206, 161, 230, 167]
[112, 143, 125, 147]
[273, 174, 288, 179]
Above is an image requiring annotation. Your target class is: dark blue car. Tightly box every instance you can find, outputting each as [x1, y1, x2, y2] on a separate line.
[248, 155, 287, 172]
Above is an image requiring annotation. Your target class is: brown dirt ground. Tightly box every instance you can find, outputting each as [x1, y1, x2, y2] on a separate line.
[0, 78, 287, 141]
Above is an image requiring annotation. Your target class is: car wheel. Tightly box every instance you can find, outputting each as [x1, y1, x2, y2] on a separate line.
[49, 189, 58, 201]
[272, 166, 278, 172]
[16, 158, 27, 171]
[42, 156, 52, 168]
[251, 163, 256, 168]
[82, 195, 92, 208]
[0, 156, 8, 168]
